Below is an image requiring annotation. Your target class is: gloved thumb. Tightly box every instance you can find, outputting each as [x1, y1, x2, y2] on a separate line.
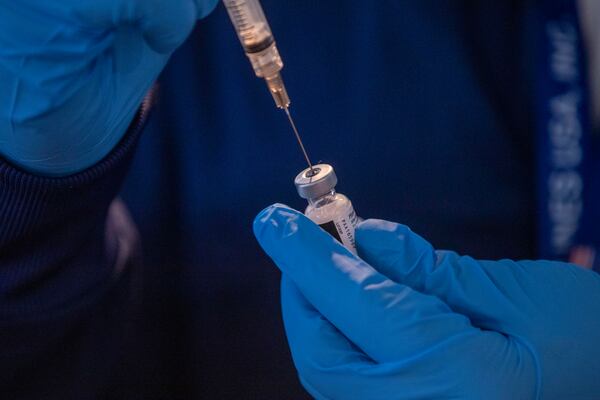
[354, 219, 532, 332]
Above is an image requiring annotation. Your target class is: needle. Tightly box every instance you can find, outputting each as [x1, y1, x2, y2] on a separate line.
[284, 107, 314, 172]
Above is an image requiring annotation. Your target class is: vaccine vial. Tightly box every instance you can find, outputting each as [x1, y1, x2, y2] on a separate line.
[294, 164, 359, 253]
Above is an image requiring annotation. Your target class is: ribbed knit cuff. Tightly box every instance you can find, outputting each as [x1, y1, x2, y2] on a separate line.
[0, 93, 153, 321]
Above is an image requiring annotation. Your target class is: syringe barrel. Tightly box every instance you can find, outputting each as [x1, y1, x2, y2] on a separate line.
[223, 0, 290, 108]
[223, 0, 274, 54]
[223, 0, 283, 77]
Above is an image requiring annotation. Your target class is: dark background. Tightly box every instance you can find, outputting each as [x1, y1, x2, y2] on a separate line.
[120, 1, 537, 398]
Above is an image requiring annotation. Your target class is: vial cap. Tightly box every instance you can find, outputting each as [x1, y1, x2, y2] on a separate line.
[294, 164, 338, 199]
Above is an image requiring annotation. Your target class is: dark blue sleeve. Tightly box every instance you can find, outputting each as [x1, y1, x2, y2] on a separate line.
[0, 96, 152, 399]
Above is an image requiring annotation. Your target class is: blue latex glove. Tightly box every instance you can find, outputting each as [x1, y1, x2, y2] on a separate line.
[254, 204, 600, 399]
[0, 0, 218, 176]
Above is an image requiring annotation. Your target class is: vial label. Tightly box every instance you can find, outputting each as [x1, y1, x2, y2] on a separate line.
[319, 208, 359, 253]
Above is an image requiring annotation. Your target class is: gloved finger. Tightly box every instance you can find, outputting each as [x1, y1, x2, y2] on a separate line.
[71, 0, 218, 54]
[281, 276, 537, 400]
[281, 276, 375, 400]
[354, 219, 539, 331]
[254, 204, 477, 363]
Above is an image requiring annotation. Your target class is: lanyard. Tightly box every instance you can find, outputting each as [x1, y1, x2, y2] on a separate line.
[535, 0, 599, 271]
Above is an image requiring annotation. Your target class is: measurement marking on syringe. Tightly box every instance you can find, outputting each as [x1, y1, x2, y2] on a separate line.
[224, 0, 291, 108]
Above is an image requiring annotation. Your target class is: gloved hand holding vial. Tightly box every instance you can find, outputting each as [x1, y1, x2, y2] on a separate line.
[253, 205, 600, 399]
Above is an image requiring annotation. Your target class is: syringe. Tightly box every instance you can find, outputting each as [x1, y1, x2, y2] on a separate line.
[223, 0, 291, 109]
[223, 0, 314, 170]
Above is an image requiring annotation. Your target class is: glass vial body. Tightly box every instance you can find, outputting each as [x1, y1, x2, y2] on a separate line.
[305, 189, 359, 252]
